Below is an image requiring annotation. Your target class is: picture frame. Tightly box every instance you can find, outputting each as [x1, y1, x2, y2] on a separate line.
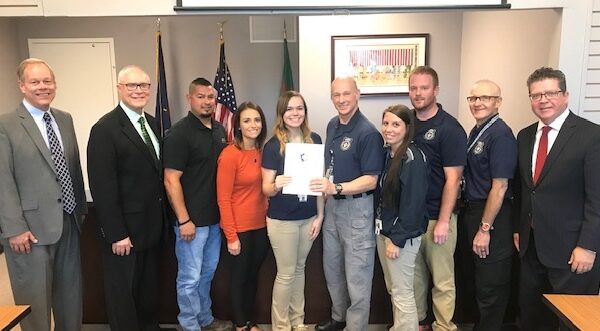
[331, 34, 429, 96]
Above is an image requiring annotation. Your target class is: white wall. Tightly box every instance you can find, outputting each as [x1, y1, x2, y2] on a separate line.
[0, 18, 22, 113]
[457, 9, 561, 132]
[299, 12, 464, 138]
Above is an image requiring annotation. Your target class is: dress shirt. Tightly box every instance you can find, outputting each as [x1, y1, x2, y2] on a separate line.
[120, 101, 160, 157]
[531, 108, 569, 175]
[23, 99, 64, 150]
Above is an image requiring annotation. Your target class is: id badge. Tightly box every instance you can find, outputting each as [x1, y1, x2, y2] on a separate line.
[298, 194, 307, 202]
[375, 218, 383, 235]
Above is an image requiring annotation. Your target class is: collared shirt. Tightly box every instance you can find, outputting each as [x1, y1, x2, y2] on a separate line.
[465, 115, 517, 201]
[324, 109, 384, 184]
[120, 101, 160, 157]
[163, 112, 227, 226]
[413, 104, 467, 219]
[531, 108, 569, 175]
[22, 99, 64, 150]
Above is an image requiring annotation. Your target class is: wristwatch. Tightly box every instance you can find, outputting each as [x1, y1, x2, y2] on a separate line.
[335, 183, 343, 195]
[480, 221, 493, 232]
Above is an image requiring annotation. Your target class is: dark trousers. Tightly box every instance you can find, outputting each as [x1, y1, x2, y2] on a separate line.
[101, 245, 160, 331]
[519, 231, 600, 331]
[229, 227, 269, 327]
[462, 200, 514, 331]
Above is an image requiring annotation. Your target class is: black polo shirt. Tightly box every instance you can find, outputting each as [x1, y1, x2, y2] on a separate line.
[163, 112, 227, 226]
[413, 104, 467, 219]
[325, 109, 384, 183]
[465, 115, 517, 201]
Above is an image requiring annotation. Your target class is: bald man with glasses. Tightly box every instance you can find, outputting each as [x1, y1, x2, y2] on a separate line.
[462, 80, 517, 331]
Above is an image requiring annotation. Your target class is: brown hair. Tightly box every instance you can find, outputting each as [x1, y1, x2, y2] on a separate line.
[409, 65, 439, 87]
[272, 91, 314, 154]
[382, 104, 415, 209]
[233, 101, 267, 150]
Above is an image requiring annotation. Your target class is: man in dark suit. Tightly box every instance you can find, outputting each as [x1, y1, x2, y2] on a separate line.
[0, 58, 86, 331]
[88, 65, 167, 331]
[515, 67, 600, 330]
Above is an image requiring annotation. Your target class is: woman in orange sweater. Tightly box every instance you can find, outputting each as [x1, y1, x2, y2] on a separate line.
[217, 101, 268, 331]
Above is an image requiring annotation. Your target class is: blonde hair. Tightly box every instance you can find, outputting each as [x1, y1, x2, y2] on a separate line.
[17, 58, 54, 82]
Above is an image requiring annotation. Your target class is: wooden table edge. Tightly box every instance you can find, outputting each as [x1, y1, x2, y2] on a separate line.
[0, 305, 31, 331]
[543, 294, 581, 331]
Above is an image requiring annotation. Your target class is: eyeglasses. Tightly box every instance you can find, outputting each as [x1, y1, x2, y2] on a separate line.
[529, 90, 563, 101]
[119, 83, 151, 91]
[466, 95, 500, 103]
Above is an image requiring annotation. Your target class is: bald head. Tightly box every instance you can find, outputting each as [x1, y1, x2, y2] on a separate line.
[470, 79, 501, 97]
[468, 79, 502, 126]
[331, 76, 359, 92]
[331, 76, 360, 123]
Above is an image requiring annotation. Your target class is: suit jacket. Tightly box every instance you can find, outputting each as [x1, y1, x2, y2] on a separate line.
[515, 111, 600, 268]
[0, 103, 86, 245]
[87, 105, 166, 251]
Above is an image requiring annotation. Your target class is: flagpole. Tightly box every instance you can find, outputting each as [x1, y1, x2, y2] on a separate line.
[156, 17, 163, 134]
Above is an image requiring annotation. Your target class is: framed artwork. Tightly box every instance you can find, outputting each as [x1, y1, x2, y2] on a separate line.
[331, 34, 429, 95]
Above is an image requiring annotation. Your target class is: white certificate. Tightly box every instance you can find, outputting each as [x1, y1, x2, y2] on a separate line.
[282, 143, 325, 196]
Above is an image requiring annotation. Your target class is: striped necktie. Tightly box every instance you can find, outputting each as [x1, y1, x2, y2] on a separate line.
[43, 112, 76, 214]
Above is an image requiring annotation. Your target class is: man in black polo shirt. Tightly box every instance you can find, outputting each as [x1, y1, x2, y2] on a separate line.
[163, 77, 229, 331]
[463, 80, 516, 331]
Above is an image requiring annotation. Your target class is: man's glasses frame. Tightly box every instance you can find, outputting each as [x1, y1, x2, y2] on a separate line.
[119, 83, 151, 91]
[466, 95, 500, 103]
[529, 90, 563, 101]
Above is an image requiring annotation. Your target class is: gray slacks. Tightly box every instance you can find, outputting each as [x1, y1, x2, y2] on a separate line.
[4, 212, 82, 331]
[322, 195, 375, 331]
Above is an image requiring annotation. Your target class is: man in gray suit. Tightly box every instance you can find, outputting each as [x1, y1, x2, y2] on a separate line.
[0, 58, 86, 331]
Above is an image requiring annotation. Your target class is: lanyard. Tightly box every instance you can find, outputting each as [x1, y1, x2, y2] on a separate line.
[467, 114, 499, 153]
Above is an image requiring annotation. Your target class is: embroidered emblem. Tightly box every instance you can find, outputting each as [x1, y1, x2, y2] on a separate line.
[473, 141, 484, 155]
[340, 137, 353, 151]
[424, 129, 436, 141]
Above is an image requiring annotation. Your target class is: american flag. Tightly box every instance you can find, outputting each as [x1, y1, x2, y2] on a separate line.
[213, 40, 237, 143]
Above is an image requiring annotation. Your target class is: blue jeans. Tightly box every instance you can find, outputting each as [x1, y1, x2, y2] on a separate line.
[174, 224, 222, 331]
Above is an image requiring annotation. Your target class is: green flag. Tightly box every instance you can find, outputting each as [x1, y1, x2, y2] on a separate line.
[281, 36, 294, 95]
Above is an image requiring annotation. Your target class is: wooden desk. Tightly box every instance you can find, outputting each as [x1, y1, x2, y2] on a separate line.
[0, 305, 31, 331]
[543, 294, 600, 330]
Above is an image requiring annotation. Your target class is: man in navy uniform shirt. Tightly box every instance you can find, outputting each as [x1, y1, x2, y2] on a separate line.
[409, 66, 467, 331]
[462, 80, 517, 331]
[310, 77, 384, 331]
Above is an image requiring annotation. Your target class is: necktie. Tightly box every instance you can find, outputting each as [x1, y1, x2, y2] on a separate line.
[43, 112, 76, 214]
[138, 116, 157, 160]
[533, 126, 551, 185]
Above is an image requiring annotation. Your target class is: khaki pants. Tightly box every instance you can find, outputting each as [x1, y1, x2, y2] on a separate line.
[378, 235, 421, 331]
[267, 216, 316, 331]
[414, 215, 458, 331]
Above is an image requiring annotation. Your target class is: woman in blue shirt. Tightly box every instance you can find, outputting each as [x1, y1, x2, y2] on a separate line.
[261, 91, 324, 331]
[377, 104, 428, 331]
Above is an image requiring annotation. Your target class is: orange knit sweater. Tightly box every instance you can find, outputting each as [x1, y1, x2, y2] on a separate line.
[217, 145, 268, 243]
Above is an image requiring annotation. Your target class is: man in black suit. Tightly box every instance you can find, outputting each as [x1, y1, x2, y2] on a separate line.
[87, 65, 167, 331]
[515, 67, 600, 330]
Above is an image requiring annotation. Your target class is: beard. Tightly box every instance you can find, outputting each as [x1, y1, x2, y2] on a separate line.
[199, 112, 213, 119]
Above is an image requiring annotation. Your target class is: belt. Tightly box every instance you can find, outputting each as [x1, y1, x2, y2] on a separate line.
[333, 190, 374, 200]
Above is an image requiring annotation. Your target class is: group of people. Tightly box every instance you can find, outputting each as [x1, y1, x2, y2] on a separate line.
[0, 57, 598, 331]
